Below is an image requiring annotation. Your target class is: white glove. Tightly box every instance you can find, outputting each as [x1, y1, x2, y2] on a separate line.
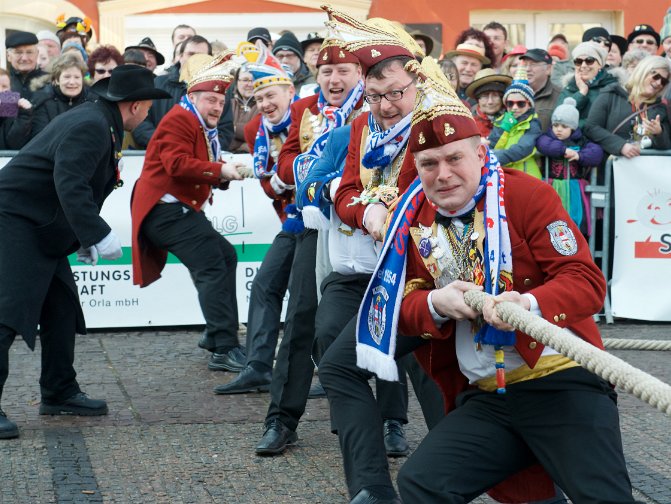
[76, 246, 99, 266]
[94, 231, 123, 260]
[270, 173, 294, 195]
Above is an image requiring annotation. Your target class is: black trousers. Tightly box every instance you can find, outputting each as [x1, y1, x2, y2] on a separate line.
[265, 229, 318, 431]
[397, 367, 636, 503]
[318, 317, 439, 498]
[245, 231, 296, 371]
[0, 275, 81, 404]
[142, 203, 239, 352]
[313, 271, 408, 423]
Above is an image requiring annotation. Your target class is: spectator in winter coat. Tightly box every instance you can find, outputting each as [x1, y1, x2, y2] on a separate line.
[584, 55, 671, 158]
[488, 67, 543, 178]
[465, 68, 510, 138]
[557, 42, 623, 128]
[537, 97, 603, 236]
[30, 54, 90, 138]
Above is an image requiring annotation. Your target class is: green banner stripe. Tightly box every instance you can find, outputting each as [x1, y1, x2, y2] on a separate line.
[68, 243, 271, 266]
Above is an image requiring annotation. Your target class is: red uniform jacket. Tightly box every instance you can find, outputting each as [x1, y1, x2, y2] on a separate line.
[333, 112, 418, 231]
[131, 105, 227, 287]
[276, 93, 365, 186]
[244, 113, 292, 222]
[401, 170, 606, 502]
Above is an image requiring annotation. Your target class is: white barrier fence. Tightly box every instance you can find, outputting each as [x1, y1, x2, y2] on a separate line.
[0, 153, 286, 328]
[612, 155, 671, 321]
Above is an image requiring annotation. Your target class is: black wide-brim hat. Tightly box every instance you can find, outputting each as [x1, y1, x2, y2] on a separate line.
[124, 37, 165, 65]
[91, 65, 172, 102]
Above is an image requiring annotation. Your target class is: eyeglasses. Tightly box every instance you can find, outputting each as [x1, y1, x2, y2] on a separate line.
[591, 36, 612, 48]
[94, 68, 114, 75]
[634, 38, 657, 46]
[505, 100, 529, 109]
[573, 57, 597, 66]
[364, 81, 415, 104]
[9, 49, 37, 57]
[651, 72, 670, 87]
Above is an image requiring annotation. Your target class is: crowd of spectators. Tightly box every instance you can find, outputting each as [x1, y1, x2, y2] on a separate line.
[2, 14, 671, 235]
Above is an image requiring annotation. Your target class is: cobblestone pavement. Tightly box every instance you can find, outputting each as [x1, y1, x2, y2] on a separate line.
[1, 322, 669, 503]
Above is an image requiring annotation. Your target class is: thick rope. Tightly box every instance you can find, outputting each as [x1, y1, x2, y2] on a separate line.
[603, 338, 671, 351]
[463, 290, 671, 417]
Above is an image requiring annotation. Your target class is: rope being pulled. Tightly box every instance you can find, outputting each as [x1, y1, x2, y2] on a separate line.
[603, 339, 671, 351]
[463, 290, 671, 416]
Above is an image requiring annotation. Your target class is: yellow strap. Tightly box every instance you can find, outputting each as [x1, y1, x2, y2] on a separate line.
[476, 355, 580, 392]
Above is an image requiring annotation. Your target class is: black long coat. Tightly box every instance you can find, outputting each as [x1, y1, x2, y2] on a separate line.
[0, 99, 123, 348]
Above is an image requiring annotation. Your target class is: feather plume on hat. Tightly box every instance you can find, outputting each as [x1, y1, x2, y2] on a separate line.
[404, 57, 480, 152]
[186, 50, 240, 94]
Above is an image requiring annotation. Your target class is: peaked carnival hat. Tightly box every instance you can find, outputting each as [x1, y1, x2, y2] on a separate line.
[405, 56, 480, 153]
[187, 50, 240, 94]
[237, 40, 294, 90]
[320, 5, 418, 75]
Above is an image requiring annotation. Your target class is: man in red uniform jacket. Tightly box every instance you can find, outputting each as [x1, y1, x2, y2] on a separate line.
[131, 52, 246, 372]
[214, 43, 296, 394]
[319, 57, 636, 504]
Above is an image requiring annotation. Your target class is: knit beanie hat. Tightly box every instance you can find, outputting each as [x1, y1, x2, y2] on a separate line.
[571, 41, 607, 67]
[547, 42, 568, 61]
[272, 32, 303, 58]
[503, 66, 534, 107]
[36, 30, 61, 48]
[661, 8, 671, 42]
[62, 38, 88, 62]
[551, 97, 579, 130]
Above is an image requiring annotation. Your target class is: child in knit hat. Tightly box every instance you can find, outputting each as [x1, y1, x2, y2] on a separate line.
[487, 66, 543, 178]
[536, 97, 604, 235]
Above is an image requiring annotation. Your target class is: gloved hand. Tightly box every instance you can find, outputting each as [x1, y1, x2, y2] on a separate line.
[76, 246, 99, 266]
[94, 231, 123, 260]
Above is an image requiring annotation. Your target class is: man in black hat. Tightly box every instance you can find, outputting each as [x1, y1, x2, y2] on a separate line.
[301, 32, 324, 74]
[272, 32, 316, 95]
[247, 27, 273, 48]
[5, 30, 47, 101]
[627, 24, 660, 55]
[520, 48, 561, 131]
[124, 37, 165, 72]
[0, 65, 171, 440]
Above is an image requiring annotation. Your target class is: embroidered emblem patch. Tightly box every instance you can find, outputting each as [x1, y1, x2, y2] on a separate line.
[307, 182, 318, 202]
[323, 52, 328, 61]
[339, 50, 345, 59]
[213, 84, 221, 92]
[444, 123, 455, 136]
[418, 132, 426, 144]
[547, 220, 578, 256]
[368, 286, 389, 345]
[371, 49, 382, 58]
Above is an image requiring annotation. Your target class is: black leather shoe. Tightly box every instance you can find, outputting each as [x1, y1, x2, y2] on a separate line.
[198, 330, 216, 351]
[208, 346, 246, 372]
[255, 418, 297, 456]
[0, 409, 19, 439]
[213, 365, 271, 394]
[307, 381, 326, 399]
[350, 488, 402, 504]
[383, 419, 409, 457]
[39, 392, 108, 416]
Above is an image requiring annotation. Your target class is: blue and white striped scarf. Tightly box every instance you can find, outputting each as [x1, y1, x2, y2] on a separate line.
[361, 112, 412, 170]
[179, 94, 221, 161]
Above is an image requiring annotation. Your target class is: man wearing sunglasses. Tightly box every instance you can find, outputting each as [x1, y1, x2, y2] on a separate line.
[627, 24, 660, 55]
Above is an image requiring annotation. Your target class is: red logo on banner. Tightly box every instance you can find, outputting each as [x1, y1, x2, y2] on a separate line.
[633, 235, 671, 259]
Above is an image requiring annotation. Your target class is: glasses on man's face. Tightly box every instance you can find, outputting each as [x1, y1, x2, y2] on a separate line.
[573, 57, 597, 67]
[10, 49, 37, 58]
[651, 72, 670, 87]
[505, 100, 528, 109]
[591, 36, 612, 48]
[364, 81, 415, 104]
[634, 38, 657, 46]
[94, 68, 114, 75]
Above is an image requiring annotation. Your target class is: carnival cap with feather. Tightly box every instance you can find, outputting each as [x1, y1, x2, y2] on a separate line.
[187, 50, 240, 94]
[320, 5, 418, 75]
[405, 57, 480, 153]
[236, 41, 294, 90]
